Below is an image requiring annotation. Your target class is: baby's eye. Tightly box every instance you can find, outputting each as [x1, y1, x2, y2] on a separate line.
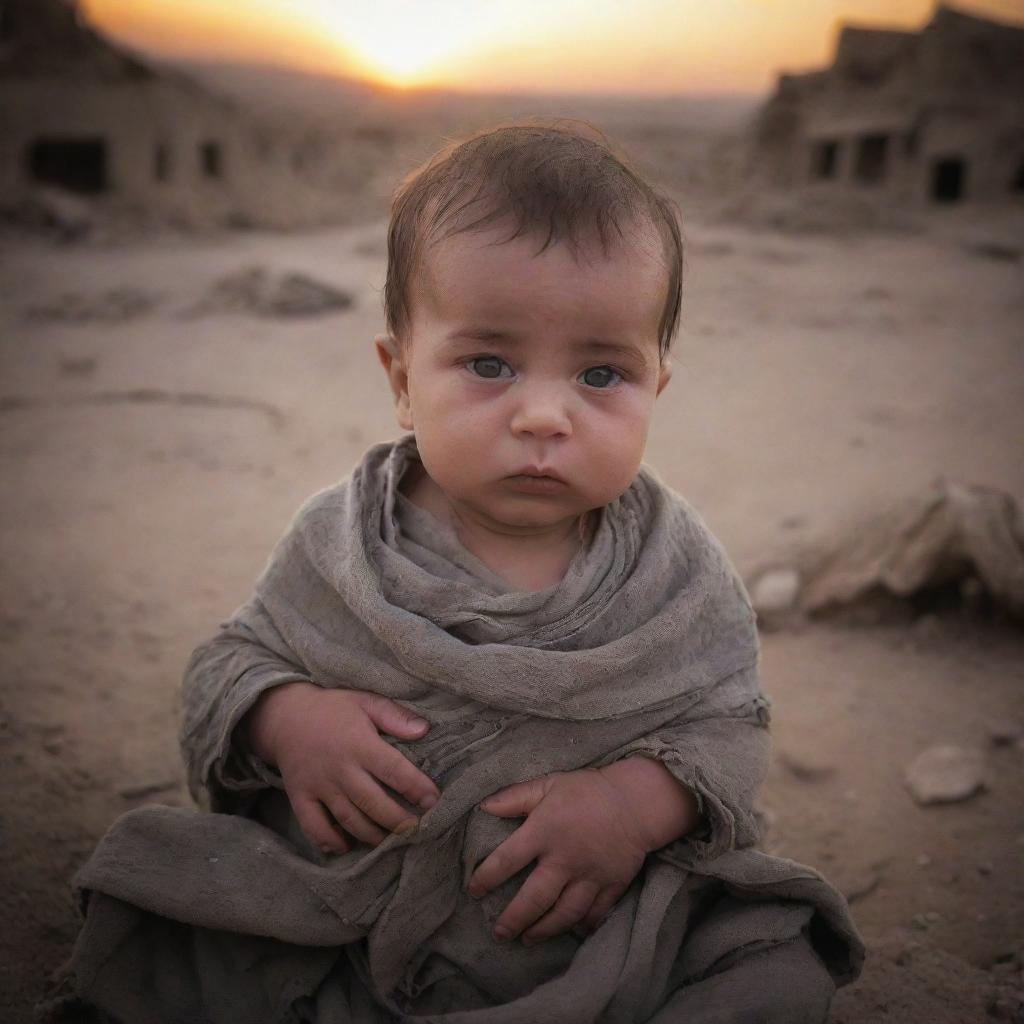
[579, 365, 621, 389]
[466, 356, 513, 379]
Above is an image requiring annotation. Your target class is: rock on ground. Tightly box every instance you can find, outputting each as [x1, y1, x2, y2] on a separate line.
[904, 745, 987, 806]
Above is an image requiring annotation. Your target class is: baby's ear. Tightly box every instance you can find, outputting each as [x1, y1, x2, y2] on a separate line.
[656, 356, 673, 397]
[375, 334, 414, 430]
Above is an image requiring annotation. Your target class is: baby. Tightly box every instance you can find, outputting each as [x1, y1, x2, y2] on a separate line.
[67, 122, 862, 1023]
[241, 122, 698, 948]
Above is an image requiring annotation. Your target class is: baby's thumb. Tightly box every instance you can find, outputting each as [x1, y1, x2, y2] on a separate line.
[359, 693, 430, 739]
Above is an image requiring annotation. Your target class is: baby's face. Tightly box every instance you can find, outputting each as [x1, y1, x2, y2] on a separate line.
[381, 222, 671, 534]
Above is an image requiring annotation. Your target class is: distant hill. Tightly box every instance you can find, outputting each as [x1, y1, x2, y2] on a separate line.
[156, 56, 759, 136]
[152, 58, 384, 119]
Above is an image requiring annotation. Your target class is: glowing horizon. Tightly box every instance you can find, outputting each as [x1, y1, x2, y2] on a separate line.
[80, 0, 1024, 96]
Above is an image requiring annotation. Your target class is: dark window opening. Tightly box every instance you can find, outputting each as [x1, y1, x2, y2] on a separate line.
[200, 141, 222, 179]
[904, 127, 919, 157]
[1012, 164, 1024, 193]
[844, 62, 889, 88]
[931, 157, 966, 203]
[28, 137, 107, 194]
[811, 139, 840, 180]
[154, 143, 171, 182]
[854, 134, 889, 185]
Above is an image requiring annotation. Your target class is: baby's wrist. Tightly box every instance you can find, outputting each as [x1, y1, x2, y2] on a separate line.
[598, 756, 701, 851]
[240, 681, 319, 765]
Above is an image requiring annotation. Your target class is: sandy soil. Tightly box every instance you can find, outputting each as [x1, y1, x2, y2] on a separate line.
[1, 210, 1022, 1022]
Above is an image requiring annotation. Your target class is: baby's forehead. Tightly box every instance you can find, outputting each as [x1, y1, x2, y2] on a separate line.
[408, 220, 668, 348]
[417, 215, 667, 286]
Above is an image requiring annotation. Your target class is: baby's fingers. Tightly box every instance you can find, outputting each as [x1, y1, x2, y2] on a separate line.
[521, 880, 600, 945]
[489, 864, 569, 943]
[355, 692, 431, 742]
[345, 770, 421, 837]
[479, 777, 548, 818]
[326, 795, 388, 848]
[579, 884, 627, 935]
[292, 794, 350, 856]
[367, 742, 439, 812]
[467, 826, 537, 899]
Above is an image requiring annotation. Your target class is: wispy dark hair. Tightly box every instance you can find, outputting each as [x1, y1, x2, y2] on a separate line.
[384, 121, 684, 357]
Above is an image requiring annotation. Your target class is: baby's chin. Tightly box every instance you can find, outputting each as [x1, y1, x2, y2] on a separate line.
[448, 493, 579, 533]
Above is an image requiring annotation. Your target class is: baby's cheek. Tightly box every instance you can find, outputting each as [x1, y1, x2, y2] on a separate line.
[585, 417, 651, 494]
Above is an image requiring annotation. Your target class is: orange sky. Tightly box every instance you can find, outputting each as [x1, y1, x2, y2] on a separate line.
[80, 0, 1024, 94]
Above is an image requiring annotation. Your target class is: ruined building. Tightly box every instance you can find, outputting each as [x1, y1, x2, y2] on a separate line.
[751, 4, 1024, 205]
[0, 0, 348, 228]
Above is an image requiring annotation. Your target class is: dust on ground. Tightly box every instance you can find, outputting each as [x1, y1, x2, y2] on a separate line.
[1, 206, 1022, 1022]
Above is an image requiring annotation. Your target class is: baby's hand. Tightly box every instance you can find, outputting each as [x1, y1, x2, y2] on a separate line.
[466, 769, 648, 946]
[241, 682, 440, 854]
[469, 759, 700, 946]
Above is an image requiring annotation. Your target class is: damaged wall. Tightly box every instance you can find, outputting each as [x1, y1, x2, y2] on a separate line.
[750, 4, 1024, 207]
[0, 0, 353, 229]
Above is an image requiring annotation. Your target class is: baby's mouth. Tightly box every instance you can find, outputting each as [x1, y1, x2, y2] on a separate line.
[505, 468, 569, 494]
[512, 465, 566, 482]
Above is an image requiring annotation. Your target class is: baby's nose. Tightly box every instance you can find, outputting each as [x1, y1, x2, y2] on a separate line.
[509, 385, 573, 438]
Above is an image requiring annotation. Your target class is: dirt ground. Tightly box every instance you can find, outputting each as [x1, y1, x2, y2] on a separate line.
[1, 209, 1022, 1022]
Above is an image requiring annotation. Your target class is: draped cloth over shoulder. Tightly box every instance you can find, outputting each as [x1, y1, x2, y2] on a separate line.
[69, 437, 864, 1024]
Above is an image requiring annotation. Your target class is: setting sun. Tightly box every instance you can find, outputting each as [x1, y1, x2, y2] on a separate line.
[304, 1, 510, 87]
[80, 0, 1024, 94]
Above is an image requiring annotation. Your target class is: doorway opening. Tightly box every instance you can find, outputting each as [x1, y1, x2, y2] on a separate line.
[28, 138, 107, 193]
[200, 141, 223, 180]
[854, 134, 889, 185]
[931, 157, 966, 203]
[811, 139, 840, 180]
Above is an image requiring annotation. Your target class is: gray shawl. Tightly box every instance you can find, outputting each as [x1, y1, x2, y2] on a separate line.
[69, 437, 863, 1023]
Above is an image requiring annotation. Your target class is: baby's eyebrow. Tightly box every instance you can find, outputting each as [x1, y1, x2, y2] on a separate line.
[444, 328, 510, 343]
[571, 338, 650, 366]
[443, 331, 649, 364]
